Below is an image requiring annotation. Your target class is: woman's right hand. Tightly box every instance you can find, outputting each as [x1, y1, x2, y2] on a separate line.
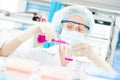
[32, 22, 57, 42]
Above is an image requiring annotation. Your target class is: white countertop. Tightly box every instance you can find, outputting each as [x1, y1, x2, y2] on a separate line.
[0, 57, 118, 80]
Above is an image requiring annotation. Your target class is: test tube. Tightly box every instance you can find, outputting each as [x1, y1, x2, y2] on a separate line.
[65, 45, 73, 61]
[52, 39, 73, 61]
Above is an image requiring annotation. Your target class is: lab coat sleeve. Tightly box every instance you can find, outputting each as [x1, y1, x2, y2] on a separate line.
[8, 45, 61, 66]
[46, 45, 61, 66]
[0, 39, 6, 48]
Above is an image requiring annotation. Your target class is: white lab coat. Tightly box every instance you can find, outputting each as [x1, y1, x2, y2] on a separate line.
[0, 39, 6, 48]
[8, 44, 94, 71]
[8, 45, 61, 66]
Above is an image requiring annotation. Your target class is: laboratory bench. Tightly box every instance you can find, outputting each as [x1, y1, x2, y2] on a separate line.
[0, 57, 119, 80]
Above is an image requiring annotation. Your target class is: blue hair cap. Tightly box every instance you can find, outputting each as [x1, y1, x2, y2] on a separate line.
[52, 6, 95, 36]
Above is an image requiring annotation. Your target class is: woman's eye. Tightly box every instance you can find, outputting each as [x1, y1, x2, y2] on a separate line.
[67, 26, 73, 29]
[78, 27, 81, 31]
[78, 27, 84, 33]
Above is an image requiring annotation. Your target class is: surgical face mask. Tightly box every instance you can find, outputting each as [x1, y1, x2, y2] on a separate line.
[60, 28, 85, 44]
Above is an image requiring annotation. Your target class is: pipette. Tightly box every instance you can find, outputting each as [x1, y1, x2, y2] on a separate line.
[51, 39, 69, 45]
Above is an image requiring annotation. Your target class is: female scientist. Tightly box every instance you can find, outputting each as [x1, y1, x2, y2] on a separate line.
[0, 6, 113, 71]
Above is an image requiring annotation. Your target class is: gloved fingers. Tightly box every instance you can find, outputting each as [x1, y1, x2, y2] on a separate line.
[72, 42, 88, 48]
[45, 26, 57, 41]
[51, 27, 58, 40]
[73, 50, 85, 57]
[35, 22, 57, 42]
[72, 45, 90, 57]
[39, 22, 48, 34]
[31, 22, 46, 34]
[66, 46, 73, 57]
[72, 43, 88, 51]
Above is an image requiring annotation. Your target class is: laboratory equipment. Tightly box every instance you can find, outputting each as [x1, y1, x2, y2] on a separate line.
[43, 41, 55, 48]
[37, 34, 55, 48]
[39, 66, 73, 80]
[65, 45, 73, 61]
[0, 57, 7, 80]
[37, 34, 69, 48]
[86, 65, 120, 80]
[37, 34, 46, 43]
[6, 58, 40, 80]
[51, 39, 69, 44]
[52, 39, 73, 61]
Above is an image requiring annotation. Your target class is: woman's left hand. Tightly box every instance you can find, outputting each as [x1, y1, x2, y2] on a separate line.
[71, 42, 115, 71]
[71, 42, 95, 59]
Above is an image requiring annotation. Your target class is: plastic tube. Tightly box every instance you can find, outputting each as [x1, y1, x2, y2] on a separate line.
[52, 39, 73, 61]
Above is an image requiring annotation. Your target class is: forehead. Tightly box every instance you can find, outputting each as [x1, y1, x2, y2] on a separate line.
[67, 16, 85, 24]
